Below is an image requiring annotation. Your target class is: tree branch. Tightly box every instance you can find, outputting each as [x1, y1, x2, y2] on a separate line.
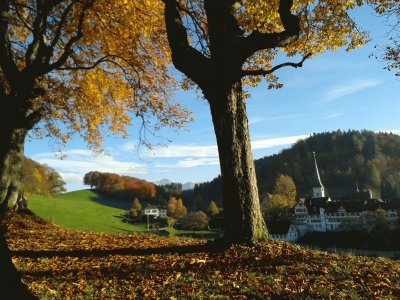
[46, 0, 94, 73]
[0, 0, 21, 84]
[162, 0, 210, 89]
[240, 0, 300, 61]
[241, 53, 311, 77]
[50, 1, 74, 48]
[25, 0, 50, 68]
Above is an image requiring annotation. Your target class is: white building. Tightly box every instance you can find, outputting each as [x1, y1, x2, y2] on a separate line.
[143, 205, 167, 218]
[266, 222, 299, 242]
[292, 152, 398, 239]
[270, 151, 399, 242]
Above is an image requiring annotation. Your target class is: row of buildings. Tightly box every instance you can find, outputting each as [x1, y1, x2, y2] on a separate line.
[268, 152, 399, 242]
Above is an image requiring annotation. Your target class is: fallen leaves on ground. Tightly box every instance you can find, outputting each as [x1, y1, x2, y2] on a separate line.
[2, 212, 400, 299]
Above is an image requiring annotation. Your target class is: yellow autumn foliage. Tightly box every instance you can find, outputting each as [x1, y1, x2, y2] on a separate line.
[180, 0, 394, 89]
[2, 0, 191, 151]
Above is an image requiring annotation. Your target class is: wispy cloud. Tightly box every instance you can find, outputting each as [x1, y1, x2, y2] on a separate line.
[322, 79, 382, 102]
[30, 149, 148, 185]
[251, 135, 309, 150]
[155, 158, 220, 169]
[325, 112, 344, 119]
[31, 134, 311, 185]
[120, 134, 309, 159]
[144, 144, 218, 158]
[249, 114, 303, 125]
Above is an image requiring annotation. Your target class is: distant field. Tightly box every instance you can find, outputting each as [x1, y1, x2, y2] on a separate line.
[28, 190, 148, 233]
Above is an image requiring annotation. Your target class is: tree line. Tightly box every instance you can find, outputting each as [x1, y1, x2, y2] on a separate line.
[83, 171, 157, 200]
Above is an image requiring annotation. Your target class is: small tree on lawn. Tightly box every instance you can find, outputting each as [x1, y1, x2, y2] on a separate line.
[129, 198, 142, 219]
[181, 211, 209, 231]
[167, 197, 178, 217]
[175, 198, 188, 219]
[208, 201, 220, 216]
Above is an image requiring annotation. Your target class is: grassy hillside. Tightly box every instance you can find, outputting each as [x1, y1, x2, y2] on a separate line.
[28, 190, 148, 233]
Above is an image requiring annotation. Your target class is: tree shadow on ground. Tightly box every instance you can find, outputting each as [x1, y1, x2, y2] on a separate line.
[87, 190, 131, 210]
[11, 242, 228, 259]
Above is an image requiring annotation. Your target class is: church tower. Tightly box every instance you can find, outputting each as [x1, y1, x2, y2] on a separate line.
[312, 151, 326, 198]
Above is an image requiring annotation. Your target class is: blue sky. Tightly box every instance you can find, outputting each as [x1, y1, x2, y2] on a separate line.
[25, 6, 400, 191]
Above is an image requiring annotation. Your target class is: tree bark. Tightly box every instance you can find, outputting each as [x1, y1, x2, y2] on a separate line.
[208, 81, 268, 245]
[0, 224, 37, 299]
[0, 121, 37, 299]
[0, 126, 29, 212]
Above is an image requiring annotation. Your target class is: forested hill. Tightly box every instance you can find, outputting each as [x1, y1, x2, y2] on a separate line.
[255, 130, 400, 199]
[190, 130, 400, 205]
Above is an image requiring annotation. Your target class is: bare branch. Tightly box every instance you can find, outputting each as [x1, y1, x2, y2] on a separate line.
[162, 0, 210, 89]
[241, 53, 311, 77]
[0, 0, 21, 84]
[50, 1, 74, 48]
[47, 0, 94, 73]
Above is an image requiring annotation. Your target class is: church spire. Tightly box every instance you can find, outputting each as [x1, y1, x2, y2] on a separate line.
[313, 151, 324, 188]
[312, 151, 326, 198]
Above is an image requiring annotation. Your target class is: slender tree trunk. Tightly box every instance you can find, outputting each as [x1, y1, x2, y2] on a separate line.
[208, 81, 268, 245]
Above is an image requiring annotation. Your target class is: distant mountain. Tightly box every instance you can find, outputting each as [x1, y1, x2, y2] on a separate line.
[182, 182, 195, 191]
[187, 130, 400, 204]
[153, 179, 172, 186]
[153, 179, 195, 191]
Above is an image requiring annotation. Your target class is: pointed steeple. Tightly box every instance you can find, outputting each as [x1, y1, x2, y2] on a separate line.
[313, 151, 324, 188]
[312, 151, 326, 198]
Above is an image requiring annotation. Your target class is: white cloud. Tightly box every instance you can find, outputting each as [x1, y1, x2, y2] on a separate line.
[119, 141, 137, 153]
[155, 158, 220, 169]
[322, 79, 382, 102]
[30, 134, 310, 184]
[142, 144, 218, 158]
[29, 149, 148, 185]
[59, 173, 83, 184]
[325, 112, 344, 119]
[130, 134, 310, 159]
[249, 114, 303, 125]
[251, 135, 309, 150]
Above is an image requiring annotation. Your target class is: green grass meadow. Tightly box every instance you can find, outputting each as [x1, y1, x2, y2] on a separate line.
[28, 190, 148, 233]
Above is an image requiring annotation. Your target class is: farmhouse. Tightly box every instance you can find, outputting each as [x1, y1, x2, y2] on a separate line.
[142, 205, 167, 218]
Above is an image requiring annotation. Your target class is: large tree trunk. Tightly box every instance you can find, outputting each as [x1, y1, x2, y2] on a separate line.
[0, 126, 29, 212]
[209, 81, 268, 245]
[0, 225, 37, 299]
[0, 125, 37, 299]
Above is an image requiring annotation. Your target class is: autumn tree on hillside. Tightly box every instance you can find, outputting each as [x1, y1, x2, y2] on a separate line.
[175, 198, 188, 219]
[82, 171, 157, 199]
[167, 197, 187, 219]
[208, 201, 220, 216]
[273, 174, 297, 208]
[161, 0, 388, 244]
[0, 0, 190, 213]
[167, 197, 178, 217]
[23, 157, 66, 195]
[181, 211, 209, 230]
[129, 198, 142, 218]
[263, 174, 297, 220]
